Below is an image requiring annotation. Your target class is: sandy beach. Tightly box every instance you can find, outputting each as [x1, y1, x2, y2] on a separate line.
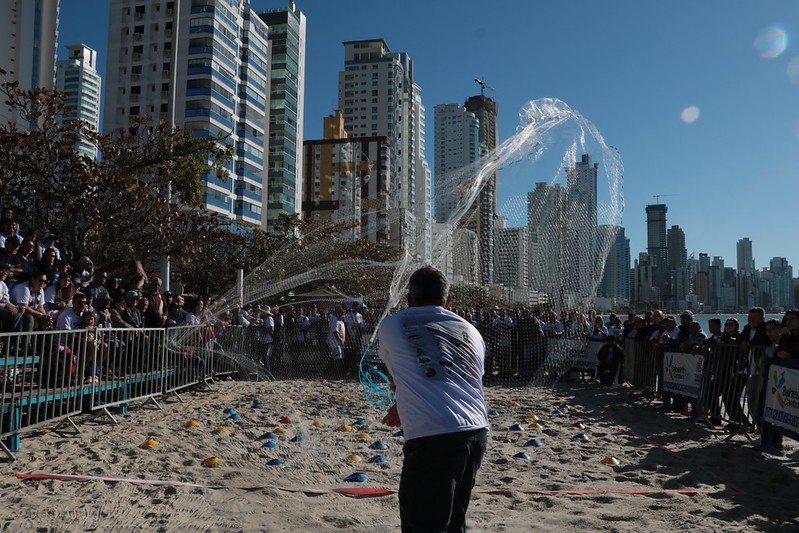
[2, 377, 798, 532]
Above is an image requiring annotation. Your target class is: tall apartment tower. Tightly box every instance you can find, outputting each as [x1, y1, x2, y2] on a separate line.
[645, 203, 668, 301]
[104, 0, 270, 226]
[433, 103, 479, 223]
[0, 0, 60, 124]
[258, 3, 306, 232]
[464, 94, 498, 285]
[667, 224, 688, 302]
[566, 153, 599, 297]
[338, 39, 431, 259]
[598, 225, 630, 301]
[527, 182, 567, 300]
[55, 44, 101, 159]
[737, 237, 755, 273]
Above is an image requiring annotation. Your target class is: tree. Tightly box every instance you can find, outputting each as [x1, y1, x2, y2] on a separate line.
[0, 81, 233, 268]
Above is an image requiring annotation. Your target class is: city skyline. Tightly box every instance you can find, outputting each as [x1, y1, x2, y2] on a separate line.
[57, 0, 799, 270]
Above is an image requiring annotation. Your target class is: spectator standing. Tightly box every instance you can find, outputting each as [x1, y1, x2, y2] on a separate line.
[0, 262, 22, 332]
[327, 307, 346, 375]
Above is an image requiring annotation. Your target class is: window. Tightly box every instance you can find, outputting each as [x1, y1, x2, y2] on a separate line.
[129, 106, 140, 115]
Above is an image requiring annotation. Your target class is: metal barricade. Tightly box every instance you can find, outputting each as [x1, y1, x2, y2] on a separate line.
[0, 329, 89, 460]
[695, 343, 765, 439]
[87, 327, 166, 421]
[163, 325, 206, 397]
[624, 340, 658, 392]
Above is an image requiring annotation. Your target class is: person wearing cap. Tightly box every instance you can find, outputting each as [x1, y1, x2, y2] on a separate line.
[37, 234, 61, 261]
[0, 262, 22, 332]
[122, 290, 145, 328]
[93, 287, 113, 328]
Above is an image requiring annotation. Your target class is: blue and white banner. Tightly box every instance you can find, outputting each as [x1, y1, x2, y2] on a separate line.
[662, 351, 704, 399]
[762, 362, 799, 438]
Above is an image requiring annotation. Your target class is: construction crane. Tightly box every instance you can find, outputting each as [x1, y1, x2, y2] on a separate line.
[474, 77, 495, 97]
[652, 194, 679, 204]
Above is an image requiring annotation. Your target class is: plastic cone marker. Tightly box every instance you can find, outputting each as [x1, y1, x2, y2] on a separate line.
[251, 403, 264, 409]
[368, 455, 388, 464]
[528, 422, 542, 429]
[601, 456, 620, 465]
[285, 399, 294, 404]
[290, 434, 305, 443]
[526, 413, 539, 421]
[267, 459, 285, 466]
[262, 441, 279, 449]
[509, 424, 525, 432]
[552, 408, 564, 415]
[259, 432, 278, 440]
[355, 433, 371, 441]
[279, 416, 292, 424]
[524, 439, 543, 447]
[560, 403, 573, 410]
[139, 438, 159, 448]
[393, 430, 404, 438]
[311, 397, 323, 405]
[290, 408, 302, 414]
[347, 454, 363, 462]
[513, 452, 531, 460]
[228, 414, 241, 421]
[185, 420, 200, 428]
[202, 456, 220, 467]
[369, 441, 389, 450]
[223, 408, 236, 415]
[312, 421, 326, 428]
[353, 419, 368, 426]
[214, 427, 230, 434]
[510, 401, 521, 407]
[273, 427, 287, 434]
[338, 396, 349, 402]
[488, 409, 501, 418]
[336, 424, 352, 432]
[570, 422, 586, 430]
[344, 473, 368, 483]
[572, 433, 590, 442]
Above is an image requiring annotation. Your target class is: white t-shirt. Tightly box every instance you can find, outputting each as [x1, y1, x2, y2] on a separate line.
[378, 305, 489, 441]
[55, 307, 83, 330]
[0, 279, 9, 309]
[328, 315, 344, 347]
[10, 282, 44, 308]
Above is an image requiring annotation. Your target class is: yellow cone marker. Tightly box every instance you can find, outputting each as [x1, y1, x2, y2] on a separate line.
[214, 427, 230, 434]
[139, 438, 159, 448]
[510, 401, 521, 407]
[202, 456, 220, 467]
[335, 424, 352, 432]
[601, 456, 620, 465]
[338, 396, 349, 402]
[355, 432, 371, 441]
[526, 414, 539, 421]
[290, 408, 302, 414]
[312, 420, 326, 428]
[347, 454, 363, 462]
[286, 399, 294, 404]
[185, 420, 200, 428]
[273, 427, 288, 434]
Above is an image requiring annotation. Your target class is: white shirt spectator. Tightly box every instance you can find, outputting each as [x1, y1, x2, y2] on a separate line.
[55, 307, 83, 330]
[328, 315, 345, 348]
[10, 282, 44, 308]
[0, 279, 10, 310]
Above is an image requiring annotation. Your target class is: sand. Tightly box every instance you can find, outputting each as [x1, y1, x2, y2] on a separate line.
[2, 378, 798, 532]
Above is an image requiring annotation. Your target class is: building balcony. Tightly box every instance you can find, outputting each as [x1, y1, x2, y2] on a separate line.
[133, 33, 143, 41]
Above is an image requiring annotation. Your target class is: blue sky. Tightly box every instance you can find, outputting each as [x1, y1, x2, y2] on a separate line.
[59, 1, 799, 271]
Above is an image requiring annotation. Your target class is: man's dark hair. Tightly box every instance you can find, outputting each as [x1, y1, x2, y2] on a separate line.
[708, 318, 722, 326]
[748, 307, 765, 317]
[765, 319, 782, 328]
[408, 266, 448, 306]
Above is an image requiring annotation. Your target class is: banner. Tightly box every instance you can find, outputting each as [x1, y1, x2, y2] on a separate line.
[762, 362, 799, 438]
[570, 341, 601, 370]
[662, 351, 704, 399]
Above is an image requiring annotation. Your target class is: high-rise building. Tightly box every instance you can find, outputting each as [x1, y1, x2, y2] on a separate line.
[633, 252, 658, 305]
[769, 257, 794, 309]
[464, 94, 498, 285]
[598, 225, 630, 301]
[737, 237, 755, 273]
[301, 109, 392, 243]
[104, 0, 269, 226]
[433, 103, 479, 223]
[494, 219, 528, 290]
[667, 225, 688, 302]
[527, 182, 567, 299]
[258, 3, 305, 232]
[338, 39, 431, 259]
[0, 0, 60, 125]
[566, 154, 599, 297]
[645, 203, 668, 301]
[55, 44, 101, 159]
[709, 256, 725, 310]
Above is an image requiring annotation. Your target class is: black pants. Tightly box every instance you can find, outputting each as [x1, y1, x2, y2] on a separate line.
[400, 428, 487, 533]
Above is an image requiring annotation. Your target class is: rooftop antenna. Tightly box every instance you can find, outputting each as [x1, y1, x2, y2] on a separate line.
[474, 77, 495, 97]
[652, 194, 679, 204]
